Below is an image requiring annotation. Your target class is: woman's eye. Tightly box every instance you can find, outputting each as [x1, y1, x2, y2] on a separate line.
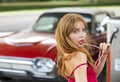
[82, 28, 86, 32]
[73, 28, 86, 33]
[73, 29, 78, 33]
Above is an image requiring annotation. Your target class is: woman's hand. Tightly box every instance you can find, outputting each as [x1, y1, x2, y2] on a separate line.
[99, 42, 110, 56]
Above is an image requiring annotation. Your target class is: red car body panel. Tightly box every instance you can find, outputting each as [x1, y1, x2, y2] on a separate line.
[0, 31, 57, 60]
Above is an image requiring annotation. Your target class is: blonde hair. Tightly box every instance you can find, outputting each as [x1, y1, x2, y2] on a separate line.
[55, 13, 94, 78]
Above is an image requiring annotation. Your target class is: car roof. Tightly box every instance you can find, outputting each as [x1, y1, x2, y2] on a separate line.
[45, 7, 114, 15]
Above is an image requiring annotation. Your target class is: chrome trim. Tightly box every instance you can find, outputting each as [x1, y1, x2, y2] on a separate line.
[0, 58, 32, 65]
[0, 56, 55, 79]
[0, 68, 27, 76]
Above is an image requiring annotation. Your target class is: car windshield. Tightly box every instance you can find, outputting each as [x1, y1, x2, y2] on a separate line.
[33, 13, 92, 32]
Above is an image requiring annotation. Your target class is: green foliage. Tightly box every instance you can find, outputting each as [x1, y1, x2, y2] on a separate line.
[0, 0, 76, 2]
[0, 1, 120, 12]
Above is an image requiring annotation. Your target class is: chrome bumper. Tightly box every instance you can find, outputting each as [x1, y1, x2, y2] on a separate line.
[0, 56, 56, 79]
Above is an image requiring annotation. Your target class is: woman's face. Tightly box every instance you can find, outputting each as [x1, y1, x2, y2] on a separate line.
[69, 21, 86, 47]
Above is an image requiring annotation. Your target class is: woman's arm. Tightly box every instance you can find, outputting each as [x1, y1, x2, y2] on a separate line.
[94, 53, 108, 77]
[94, 43, 110, 77]
[73, 52, 88, 82]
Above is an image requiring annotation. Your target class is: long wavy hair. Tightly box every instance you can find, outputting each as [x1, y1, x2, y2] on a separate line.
[55, 13, 94, 78]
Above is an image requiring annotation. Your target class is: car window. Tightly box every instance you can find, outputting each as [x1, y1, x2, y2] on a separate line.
[33, 13, 92, 33]
[33, 16, 58, 31]
[33, 13, 64, 32]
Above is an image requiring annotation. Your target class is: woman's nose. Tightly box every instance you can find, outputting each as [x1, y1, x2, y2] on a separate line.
[79, 34, 84, 38]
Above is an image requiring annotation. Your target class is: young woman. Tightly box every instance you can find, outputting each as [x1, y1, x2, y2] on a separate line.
[55, 13, 110, 82]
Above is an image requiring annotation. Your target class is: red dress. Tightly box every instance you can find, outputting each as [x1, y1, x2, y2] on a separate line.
[67, 63, 98, 82]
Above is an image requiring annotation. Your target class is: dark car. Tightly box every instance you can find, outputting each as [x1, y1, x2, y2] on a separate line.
[0, 7, 115, 82]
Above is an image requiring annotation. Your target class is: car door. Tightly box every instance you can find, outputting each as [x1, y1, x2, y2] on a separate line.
[107, 18, 120, 82]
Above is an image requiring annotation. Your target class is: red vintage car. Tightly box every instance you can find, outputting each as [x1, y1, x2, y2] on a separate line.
[0, 7, 115, 82]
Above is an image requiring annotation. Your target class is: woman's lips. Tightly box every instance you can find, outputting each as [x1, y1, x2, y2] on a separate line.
[79, 40, 84, 45]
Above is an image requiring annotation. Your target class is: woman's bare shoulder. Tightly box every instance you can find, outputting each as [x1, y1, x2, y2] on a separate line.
[75, 52, 87, 59]
[69, 52, 87, 66]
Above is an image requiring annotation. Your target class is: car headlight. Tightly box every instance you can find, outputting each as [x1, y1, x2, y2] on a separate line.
[33, 58, 55, 73]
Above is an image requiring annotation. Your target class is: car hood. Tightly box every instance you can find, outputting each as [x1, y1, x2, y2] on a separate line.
[0, 32, 15, 38]
[3, 31, 56, 46]
[0, 31, 57, 60]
